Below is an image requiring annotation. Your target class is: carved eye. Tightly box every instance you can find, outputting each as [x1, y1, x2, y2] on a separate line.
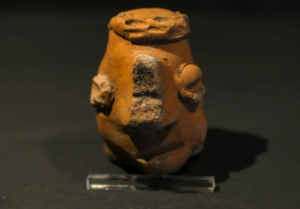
[177, 64, 202, 88]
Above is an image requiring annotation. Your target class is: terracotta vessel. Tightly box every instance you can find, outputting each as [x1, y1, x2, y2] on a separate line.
[90, 8, 207, 174]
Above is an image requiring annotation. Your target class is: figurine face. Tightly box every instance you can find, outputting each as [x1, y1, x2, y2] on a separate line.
[91, 8, 207, 174]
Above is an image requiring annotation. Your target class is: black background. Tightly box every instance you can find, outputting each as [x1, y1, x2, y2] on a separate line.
[0, 1, 300, 208]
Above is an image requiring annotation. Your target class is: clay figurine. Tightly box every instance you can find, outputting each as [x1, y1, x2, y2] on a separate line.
[90, 8, 207, 174]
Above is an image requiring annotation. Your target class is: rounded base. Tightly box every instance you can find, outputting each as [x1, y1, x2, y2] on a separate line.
[104, 142, 203, 174]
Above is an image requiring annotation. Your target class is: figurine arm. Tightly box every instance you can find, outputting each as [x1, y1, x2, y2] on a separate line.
[174, 63, 205, 104]
[90, 73, 114, 108]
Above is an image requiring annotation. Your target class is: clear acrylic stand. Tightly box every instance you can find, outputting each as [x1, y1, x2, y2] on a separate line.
[86, 174, 215, 193]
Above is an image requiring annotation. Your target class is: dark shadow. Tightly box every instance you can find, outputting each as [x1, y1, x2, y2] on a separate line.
[109, 160, 141, 174]
[94, 97, 115, 117]
[109, 127, 268, 186]
[175, 128, 268, 183]
[131, 36, 188, 46]
[42, 127, 267, 185]
[116, 128, 267, 191]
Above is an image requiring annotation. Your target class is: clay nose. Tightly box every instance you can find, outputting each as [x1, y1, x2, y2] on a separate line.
[132, 54, 161, 98]
[127, 54, 163, 129]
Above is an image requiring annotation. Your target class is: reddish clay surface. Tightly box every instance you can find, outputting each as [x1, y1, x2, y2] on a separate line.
[90, 8, 207, 174]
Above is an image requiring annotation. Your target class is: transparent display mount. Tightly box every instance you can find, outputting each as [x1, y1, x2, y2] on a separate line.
[87, 174, 216, 193]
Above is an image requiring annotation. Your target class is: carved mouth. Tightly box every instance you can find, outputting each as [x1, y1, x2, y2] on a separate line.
[132, 90, 160, 99]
